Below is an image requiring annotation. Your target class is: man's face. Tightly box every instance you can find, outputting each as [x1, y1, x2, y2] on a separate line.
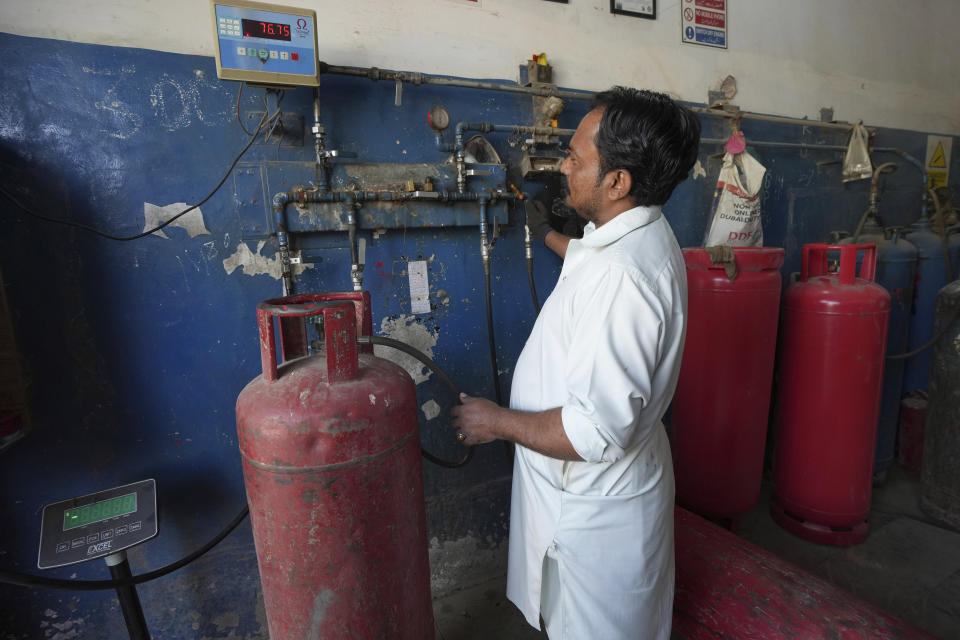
[560, 109, 604, 222]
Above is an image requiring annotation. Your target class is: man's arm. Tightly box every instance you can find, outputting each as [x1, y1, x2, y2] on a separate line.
[451, 394, 583, 461]
[544, 230, 571, 259]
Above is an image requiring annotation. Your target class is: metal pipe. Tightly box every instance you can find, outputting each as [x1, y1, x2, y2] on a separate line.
[320, 62, 593, 101]
[275, 189, 517, 206]
[455, 122, 576, 139]
[312, 91, 330, 192]
[868, 162, 899, 217]
[345, 195, 364, 291]
[270, 189, 518, 293]
[700, 138, 848, 152]
[445, 122, 576, 192]
[320, 62, 869, 133]
[695, 109, 866, 133]
[105, 552, 149, 640]
[455, 135, 466, 194]
[700, 138, 930, 220]
[272, 193, 293, 296]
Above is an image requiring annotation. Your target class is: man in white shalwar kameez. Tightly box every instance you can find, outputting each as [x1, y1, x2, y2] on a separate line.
[452, 87, 700, 639]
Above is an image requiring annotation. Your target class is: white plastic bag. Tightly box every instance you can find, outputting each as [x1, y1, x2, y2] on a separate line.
[843, 122, 872, 182]
[704, 150, 766, 247]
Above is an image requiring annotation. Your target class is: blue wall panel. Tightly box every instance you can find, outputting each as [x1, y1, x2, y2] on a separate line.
[0, 32, 955, 637]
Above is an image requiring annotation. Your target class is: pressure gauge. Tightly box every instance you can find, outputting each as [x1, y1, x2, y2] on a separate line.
[428, 106, 451, 132]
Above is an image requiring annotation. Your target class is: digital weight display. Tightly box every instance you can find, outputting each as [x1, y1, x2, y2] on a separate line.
[242, 18, 291, 41]
[63, 493, 137, 531]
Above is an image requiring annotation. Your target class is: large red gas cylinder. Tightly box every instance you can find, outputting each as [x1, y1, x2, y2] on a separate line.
[236, 292, 434, 639]
[771, 244, 890, 546]
[672, 247, 785, 522]
[672, 507, 935, 639]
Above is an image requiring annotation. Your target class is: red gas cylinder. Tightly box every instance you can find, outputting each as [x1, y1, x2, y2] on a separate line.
[772, 244, 890, 546]
[672, 247, 785, 522]
[672, 507, 935, 639]
[236, 292, 433, 639]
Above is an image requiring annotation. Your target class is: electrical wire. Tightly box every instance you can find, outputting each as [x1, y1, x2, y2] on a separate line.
[0, 505, 249, 591]
[357, 335, 474, 468]
[235, 82, 255, 136]
[0, 101, 282, 242]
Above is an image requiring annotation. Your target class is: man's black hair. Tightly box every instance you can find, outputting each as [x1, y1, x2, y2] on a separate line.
[590, 87, 701, 206]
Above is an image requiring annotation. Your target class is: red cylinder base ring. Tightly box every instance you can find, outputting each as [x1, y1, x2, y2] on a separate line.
[769, 499, 869, 547]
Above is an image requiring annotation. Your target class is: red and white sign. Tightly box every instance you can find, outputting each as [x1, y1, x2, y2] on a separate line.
[682, 0, 727, 49]
[695, 7, 725, 28]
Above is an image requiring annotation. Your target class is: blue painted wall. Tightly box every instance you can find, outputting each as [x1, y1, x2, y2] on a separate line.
[0, 32, 956, 637]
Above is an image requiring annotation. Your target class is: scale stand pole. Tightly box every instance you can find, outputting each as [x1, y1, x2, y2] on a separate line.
[105, 551, 150, 640]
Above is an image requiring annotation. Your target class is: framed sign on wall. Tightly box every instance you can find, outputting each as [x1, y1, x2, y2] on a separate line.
[611, 0, 656, 20]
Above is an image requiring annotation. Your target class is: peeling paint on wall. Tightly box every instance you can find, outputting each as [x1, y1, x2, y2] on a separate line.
[375, 315, 437, 384]
[0, 90, 25, 144]
[143, 202, 210, 239]
[692, 159, 706, 180]
[421, 399, 441, 421]
[222, 241, 313, 279]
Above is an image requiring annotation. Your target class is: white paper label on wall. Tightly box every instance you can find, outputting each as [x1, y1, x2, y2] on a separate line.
[925, 135, 952, 189]
[408, 260, 431, 314]
[681, 0, 727, 49]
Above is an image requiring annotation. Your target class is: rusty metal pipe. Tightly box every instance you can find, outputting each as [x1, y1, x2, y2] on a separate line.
[320, 62, 876, 134]
[320, 62, 592, 101]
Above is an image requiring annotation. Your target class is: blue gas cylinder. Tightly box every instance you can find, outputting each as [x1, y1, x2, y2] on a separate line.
[843, 220, 918, 481]
[903, 216, 950, 394]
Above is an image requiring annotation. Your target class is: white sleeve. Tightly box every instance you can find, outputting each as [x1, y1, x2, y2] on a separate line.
[560, 265, 666, 463]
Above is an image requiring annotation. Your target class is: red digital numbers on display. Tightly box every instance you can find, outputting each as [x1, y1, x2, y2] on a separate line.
[241, 18, 292, 42]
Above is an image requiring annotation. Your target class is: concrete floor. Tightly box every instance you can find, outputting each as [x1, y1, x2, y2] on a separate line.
[432, 468, 960, 639]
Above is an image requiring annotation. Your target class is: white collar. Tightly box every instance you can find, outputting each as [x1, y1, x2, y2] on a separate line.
[579, 206, 662, 248]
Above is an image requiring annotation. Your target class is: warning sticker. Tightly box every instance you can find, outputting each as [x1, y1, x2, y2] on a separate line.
[925, 135, 952, 189]
[929, 142, 946, 168]
[682, 0, 727, 49]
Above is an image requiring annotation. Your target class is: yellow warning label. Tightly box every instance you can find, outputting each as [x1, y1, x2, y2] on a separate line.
[929, 142, 947, 168]
[928, 170, 948, 189]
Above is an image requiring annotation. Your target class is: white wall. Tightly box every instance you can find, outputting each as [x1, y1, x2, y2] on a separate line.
[2, 0, 958, 134]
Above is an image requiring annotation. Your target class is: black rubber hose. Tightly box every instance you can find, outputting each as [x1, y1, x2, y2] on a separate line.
[0, 505, 249, 591]
[887, 304, 960, 360]
[357, 335, 474, 468]
[483, 261, 503, 406]
[527, 256, 541, 313]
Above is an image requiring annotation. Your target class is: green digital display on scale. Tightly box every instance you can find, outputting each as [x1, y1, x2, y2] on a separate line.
[62, 493, 137, 531]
